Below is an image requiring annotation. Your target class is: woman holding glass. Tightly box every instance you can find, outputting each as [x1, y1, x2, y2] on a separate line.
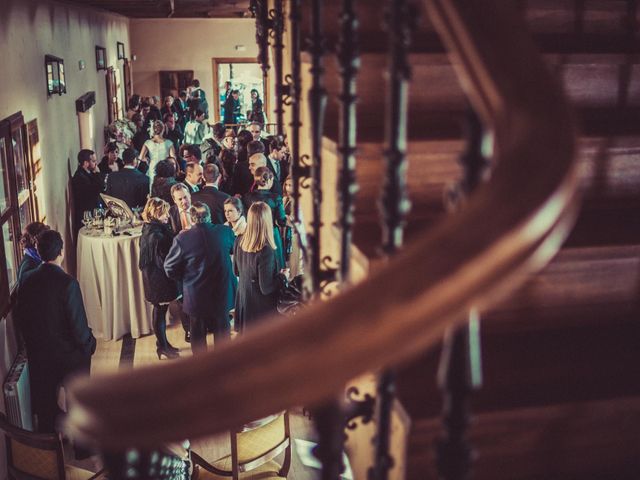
[139, 197, 180, 359]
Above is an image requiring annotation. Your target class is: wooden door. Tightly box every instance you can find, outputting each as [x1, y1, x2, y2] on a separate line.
[105, 67, 120, 124]
[123, 59, 133, 107]
[25, 119, 43, 222]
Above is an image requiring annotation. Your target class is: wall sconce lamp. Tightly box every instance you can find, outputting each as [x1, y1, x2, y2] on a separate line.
[95, 46, 107, 71]
[117, 42, 125, 60]
[45, 55, 66, 96]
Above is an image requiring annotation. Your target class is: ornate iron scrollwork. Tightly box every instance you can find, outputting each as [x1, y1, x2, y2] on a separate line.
[251, 0, 271, 78]
[345, 386, 375, 431]
[337, 0, 360, 286]
[436, 109, 487, 480]
[305, 0, 328, 296]
[369, 2, 415, 479]
[270, 0, 285, 135]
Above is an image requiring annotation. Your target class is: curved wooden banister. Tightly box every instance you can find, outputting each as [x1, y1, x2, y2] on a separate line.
[66, 0, 580, 449]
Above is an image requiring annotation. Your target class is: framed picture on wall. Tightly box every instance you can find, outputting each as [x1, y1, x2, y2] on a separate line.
[117, 42, 125, 60]
[95, 46, 107, 71]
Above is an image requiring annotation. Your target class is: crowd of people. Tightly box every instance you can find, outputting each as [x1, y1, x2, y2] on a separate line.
[14, 83, 303, 435]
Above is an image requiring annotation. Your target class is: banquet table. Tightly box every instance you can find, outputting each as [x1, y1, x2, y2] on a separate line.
[77, 225, 152, 340]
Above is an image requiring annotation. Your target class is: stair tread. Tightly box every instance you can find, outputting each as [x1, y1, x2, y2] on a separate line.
[406, 395, 640, 480]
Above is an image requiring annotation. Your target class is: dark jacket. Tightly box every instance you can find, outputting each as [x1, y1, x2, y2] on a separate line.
[234, 241, 281, 333]
[164, 223, 236, 321]
[165, 125, 183, 153]
[266, 156, 288, 188]
[232, 160, 253, 196]
[243, 190, 287, 268]
[71, 167, 104, 237]
[191, 186, 230, 224]
[168, 204, 188, 235]
[139, 221, 179, 304]
[152, 177, 178, 205]
[17, 253, 41, 287]
[106, 167, 150, 209]
[98, 157, 124, 174]
[15, 263, 96, 431]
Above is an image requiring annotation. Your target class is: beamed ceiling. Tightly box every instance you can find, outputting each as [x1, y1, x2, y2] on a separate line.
[62, 0, 252, 18]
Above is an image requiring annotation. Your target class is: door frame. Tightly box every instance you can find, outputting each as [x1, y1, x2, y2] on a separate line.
[211, 58, 269, 125]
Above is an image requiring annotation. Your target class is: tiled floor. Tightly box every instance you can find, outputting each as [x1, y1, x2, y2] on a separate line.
[80, 318, 320, 479]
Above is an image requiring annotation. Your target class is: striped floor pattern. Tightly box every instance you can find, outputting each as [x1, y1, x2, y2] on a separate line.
[87, 319, 320, 480]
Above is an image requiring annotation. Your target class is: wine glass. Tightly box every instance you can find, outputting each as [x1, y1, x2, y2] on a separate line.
[82, 211, 93, 230]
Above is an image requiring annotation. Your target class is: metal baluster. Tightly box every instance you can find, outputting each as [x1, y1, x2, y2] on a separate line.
[252, 0, 271, 78]
[368, 2, 414, 479]
[271, 0, 285, 136]
[306, 0, 328, 296]
[288, 0, 303, 224]
[337, 0, 360, 285]
[312, 400, 346, 480]
[436, 109, 487, 480]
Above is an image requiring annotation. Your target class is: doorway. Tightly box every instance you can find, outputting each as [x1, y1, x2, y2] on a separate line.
[212, 58, 268, 126]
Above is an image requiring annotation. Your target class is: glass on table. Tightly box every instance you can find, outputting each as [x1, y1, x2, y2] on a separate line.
[82, 211, 93, 229]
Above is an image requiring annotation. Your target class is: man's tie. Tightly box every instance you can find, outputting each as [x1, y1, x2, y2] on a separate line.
[180, 210, 191, 230]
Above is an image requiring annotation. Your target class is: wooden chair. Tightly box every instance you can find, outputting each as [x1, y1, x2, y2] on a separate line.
[192, 411, 292, 480]
[0, 412, 105, 480]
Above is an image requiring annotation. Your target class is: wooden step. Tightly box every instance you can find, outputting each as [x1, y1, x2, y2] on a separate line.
[394, 244, 640, 419]
[322, 132, 640, 257]
[406, 395, 640, 480]
[301, 0, 640, 54]
[311, 52, 640, 133]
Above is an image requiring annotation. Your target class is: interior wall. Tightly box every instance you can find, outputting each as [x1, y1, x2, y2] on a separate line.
[0, 0, 130, 245]
[129, 18, 260, 112]
[0, 0, 129, 470]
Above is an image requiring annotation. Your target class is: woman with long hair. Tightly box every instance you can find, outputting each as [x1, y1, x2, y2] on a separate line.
[242, 167, 287, 268]
[234, 202, 284, 333]
[248, 89, 265, 125]
[139, 197, 180, 359]
[139, 120, 176, 187]
[223, 196, 247, 236]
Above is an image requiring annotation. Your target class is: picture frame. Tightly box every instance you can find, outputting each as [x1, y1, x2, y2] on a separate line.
[95, 46, 107, 71]
[117, 42, 125, 60]
[45, 55, 66, 96]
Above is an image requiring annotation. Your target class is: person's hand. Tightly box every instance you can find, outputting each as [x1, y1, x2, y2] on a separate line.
[280, 268, 291, 281]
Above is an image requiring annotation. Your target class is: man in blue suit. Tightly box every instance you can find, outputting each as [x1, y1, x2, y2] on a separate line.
[164, 202, 236, 353]
[105, 148, 149, 208]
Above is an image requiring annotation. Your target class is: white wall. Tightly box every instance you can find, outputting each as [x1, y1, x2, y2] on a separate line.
[0, 0, 129, 471]
[129, 18, 259, 111]
[0, 0, 130, 240]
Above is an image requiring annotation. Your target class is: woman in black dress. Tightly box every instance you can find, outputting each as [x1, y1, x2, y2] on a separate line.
[248, 89, 265, 125]
[242, 167, 286, 268]
[139, 197, 180, 359]
[98, 142, 123, 173]
[234, 202, 284, 333]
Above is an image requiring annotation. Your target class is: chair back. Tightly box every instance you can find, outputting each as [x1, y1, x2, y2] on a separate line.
[0, 412, 65, 480]
[231, 411, 291, 478]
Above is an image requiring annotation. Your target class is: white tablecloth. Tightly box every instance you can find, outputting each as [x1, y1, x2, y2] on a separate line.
[77, 226, 152, 340]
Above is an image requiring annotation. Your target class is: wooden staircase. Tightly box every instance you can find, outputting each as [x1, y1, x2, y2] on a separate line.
[304, 0, 640, 478]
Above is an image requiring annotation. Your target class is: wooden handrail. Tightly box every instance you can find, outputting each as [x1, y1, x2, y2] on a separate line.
[66, 0, 579, 449]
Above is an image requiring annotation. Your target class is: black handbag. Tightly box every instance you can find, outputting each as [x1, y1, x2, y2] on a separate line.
[277, 275, 305, 316]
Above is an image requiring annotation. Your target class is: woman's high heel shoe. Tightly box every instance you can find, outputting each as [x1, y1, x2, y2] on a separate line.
[156, 340, 180, 353]
[156, 347, 180, 360]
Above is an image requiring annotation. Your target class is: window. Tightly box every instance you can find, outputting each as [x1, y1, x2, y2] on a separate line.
[159, 70, 194, 100]
[0, 113, 39, 316]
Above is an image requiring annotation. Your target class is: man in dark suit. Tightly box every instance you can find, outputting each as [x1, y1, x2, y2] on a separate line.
[249, 153, 283, 195]
[71, 149, 104, 241]
[192, 164, 230, 224]
[168, 183, 193, 234]
[15, 230, 96, 432]
[183, 162, 203, 194]
[164, 202, 236, 353]
[106, 148, 149, 208]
